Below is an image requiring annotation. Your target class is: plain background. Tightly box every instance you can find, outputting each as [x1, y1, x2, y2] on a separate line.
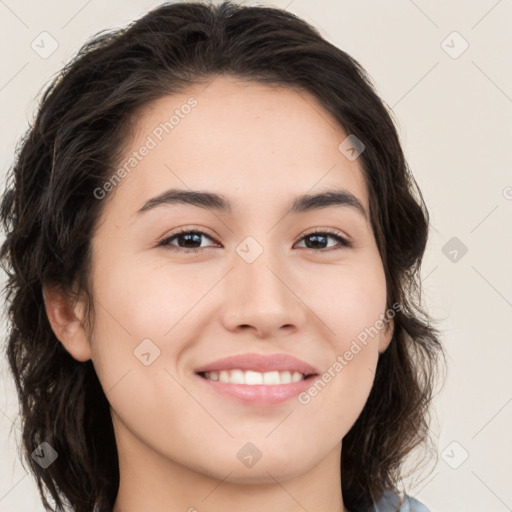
[0, 1, 511, 511]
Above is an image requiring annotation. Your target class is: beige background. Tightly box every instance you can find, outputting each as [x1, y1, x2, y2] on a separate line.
[1, 1, 511, 511]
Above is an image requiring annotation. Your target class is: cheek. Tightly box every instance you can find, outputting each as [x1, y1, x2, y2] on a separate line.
[294, 254, 387, 428]
[299, 329, 380, 443]
[297, 252, 388, 342]
[90, 251, 203, 339]
[87, 260, 206, 448]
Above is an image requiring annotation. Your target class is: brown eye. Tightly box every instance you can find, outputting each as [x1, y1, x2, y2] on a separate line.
[295, 231, 352, 250]
[159, 229, 219, 253]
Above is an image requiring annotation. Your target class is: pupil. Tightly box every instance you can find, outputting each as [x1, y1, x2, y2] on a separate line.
[181, 233, 201, 248]
[306, 234, 326, 249]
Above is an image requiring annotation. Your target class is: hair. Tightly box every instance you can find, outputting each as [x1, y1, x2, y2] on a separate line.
[0, 2, 444, 511]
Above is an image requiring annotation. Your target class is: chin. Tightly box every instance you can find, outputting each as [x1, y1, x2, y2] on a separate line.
[221, 464, 306, 485]
[197, 448, 319, 484]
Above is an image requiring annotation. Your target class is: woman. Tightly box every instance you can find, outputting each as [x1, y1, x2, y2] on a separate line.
[0, 2, 443, 511]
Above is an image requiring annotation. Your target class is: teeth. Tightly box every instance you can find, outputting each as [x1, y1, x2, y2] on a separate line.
[263, 371, 281, 385]
[204, 369, 305, 385]
[230, 369, 245, 384]
[245, 370, 263, 385]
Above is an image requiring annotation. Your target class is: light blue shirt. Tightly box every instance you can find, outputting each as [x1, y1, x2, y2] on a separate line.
[369, 490, 430, 512]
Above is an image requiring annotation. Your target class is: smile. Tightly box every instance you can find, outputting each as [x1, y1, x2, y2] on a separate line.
[194, 352, 320, 405]
[200, 369, 307, 385]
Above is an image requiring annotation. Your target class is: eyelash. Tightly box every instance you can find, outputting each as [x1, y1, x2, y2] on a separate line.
[157, 227, 353, 254]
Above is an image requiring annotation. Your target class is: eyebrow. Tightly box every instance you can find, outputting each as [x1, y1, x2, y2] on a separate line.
[136, 188, 368, 220]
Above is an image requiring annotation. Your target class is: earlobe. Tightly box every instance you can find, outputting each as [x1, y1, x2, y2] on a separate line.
[378, 317, 394, 353]
[42, 284, 92, 362]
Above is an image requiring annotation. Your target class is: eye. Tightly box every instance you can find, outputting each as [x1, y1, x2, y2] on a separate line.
[158, 228, 219, 253]
[294, 229, 352, 251]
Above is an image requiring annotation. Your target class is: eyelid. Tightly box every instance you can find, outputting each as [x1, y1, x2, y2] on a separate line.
[157, 225, 220, 247]
[297, 227, 352, 245]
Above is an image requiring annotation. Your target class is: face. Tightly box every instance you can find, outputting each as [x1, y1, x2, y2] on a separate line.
[49, 75, 393, 485]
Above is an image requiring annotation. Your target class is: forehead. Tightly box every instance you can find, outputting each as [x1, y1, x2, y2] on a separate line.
[105, 75, 370, 219]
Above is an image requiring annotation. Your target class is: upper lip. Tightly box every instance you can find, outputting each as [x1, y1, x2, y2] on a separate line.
[194, 353, 319, 375]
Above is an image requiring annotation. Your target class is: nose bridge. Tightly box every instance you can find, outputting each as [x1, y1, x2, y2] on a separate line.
[241, 246, 285, 300]
[222, 234, 305, 334]
[237, 235, 288, 302]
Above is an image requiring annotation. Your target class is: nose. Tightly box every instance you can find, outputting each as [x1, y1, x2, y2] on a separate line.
[220, 245, 307, 338]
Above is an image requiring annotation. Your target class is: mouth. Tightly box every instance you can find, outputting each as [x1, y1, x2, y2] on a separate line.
[197, 369, 317, 385]
[194, 353, 320, 406]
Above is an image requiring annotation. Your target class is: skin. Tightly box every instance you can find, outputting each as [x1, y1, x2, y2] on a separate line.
[43, 75, 393, 512]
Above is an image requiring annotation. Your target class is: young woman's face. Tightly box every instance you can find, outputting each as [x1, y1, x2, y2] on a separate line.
[80, 75, 393, 484]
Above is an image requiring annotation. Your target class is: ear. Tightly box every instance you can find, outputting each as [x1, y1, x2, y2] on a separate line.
[42, 283, 92, 362]
[378, 317, 394, 353]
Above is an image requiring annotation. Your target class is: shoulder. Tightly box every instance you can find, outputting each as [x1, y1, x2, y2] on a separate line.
[399, 495, 430, 512]
[372, 489, 431, 512]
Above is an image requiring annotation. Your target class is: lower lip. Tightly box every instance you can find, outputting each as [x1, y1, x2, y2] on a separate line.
[196, 373, 317, 406]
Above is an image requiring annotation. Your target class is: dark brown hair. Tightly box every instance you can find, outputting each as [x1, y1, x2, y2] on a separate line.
[0, 2, 444, 511]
